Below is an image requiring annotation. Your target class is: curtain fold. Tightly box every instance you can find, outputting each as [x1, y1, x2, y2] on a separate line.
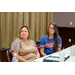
[0, 12, 54, 49]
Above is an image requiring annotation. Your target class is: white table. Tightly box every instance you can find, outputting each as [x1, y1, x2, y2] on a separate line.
[65, 56, 75, 62]
[32, 45, 75, 62]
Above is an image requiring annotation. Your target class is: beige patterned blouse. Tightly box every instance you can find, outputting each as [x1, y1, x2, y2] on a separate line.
[10, 39, 38, 52]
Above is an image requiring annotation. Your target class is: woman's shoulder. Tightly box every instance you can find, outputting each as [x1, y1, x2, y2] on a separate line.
[13, 39, 21, 43]
[41, 35, 47, 39]
[29, 39, 35, 44]
[10, 39, 21, 52]
[57, 36, 62, 40]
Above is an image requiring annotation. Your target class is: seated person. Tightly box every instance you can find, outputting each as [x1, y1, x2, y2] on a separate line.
[10, 26, 40, 62]
[40, 22, 62, 57]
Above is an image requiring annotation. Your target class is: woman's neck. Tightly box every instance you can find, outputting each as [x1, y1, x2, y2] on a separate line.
[21, 38, 28, 43]
[48, 34, 54, 39]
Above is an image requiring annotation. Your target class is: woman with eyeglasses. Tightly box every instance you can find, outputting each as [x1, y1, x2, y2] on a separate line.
[40, 22, 62, 57]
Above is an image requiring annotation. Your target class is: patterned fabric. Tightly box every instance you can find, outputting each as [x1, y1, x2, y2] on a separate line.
[10, 39, 38, 52]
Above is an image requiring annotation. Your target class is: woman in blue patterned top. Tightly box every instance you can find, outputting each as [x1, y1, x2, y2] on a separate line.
[40, 22, 62, 57]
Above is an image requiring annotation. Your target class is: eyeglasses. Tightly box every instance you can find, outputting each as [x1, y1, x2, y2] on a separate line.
[49, 27, 54, 30]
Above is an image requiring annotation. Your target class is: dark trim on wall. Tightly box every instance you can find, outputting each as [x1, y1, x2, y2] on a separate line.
[58, 27, 75, 49]
[58, 26, 75, 29]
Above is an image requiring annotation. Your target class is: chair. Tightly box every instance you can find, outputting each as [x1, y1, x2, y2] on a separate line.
[37, 46, 40, 54]
[7, 50, 12, 62]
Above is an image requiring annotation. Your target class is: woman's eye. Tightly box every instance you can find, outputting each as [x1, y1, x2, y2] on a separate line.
[25, 31, 27, 32]
[21, 31, 27, 33]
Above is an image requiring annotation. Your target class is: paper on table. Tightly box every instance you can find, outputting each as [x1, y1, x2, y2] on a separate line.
[51, 53, 69, 58]
[45, 57, 59, 61]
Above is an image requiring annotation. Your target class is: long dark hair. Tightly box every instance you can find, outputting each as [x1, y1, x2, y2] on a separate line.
[46, 22, 59, 52]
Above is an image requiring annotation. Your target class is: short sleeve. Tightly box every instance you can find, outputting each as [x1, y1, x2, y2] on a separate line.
[40, 36, 45, 49]
[10, 39, 21, 52]
[58, 36, 62, 48]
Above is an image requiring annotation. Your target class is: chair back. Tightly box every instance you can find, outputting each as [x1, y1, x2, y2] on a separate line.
[37, 46, 40, 53]
[7, 50, 12, 62]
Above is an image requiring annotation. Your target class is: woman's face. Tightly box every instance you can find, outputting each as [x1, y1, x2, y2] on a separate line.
[20, 27, 29, 39]
[49, 24, 55, 35]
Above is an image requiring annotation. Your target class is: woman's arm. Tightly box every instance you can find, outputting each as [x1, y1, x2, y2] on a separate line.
[40, 48, 46, 56]
[12, 51, 28, 62]
[57, 36, 62, 52]
[57, 48, 61, 51]
[35, 51, 40, 59]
